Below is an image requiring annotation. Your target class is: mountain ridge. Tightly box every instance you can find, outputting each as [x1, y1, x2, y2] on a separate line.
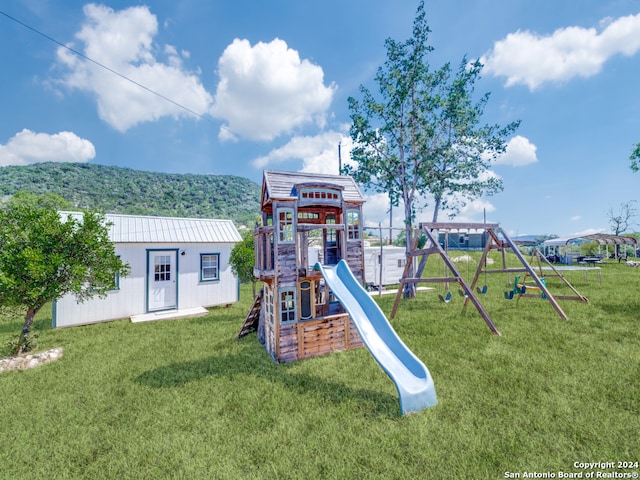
[0, 162, 261, 226]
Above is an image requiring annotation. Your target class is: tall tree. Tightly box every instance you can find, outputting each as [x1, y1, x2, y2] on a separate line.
[427, 58, 518, 221]
[344, 1, 519, 296]
[0, 192, 130, 353]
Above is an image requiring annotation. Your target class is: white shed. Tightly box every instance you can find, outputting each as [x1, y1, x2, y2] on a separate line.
[53, 213, 242, 328]
[364, 245, 407, 287]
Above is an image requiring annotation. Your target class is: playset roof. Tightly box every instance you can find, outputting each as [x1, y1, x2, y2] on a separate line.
[261, 170, 364, 205]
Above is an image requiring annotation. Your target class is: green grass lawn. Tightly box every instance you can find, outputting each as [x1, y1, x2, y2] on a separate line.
[1, 255, 639, 479]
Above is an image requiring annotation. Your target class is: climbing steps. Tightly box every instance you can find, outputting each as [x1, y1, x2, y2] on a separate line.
[237, 289, 263, 338]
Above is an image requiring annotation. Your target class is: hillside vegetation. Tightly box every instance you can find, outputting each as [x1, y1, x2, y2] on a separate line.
[0, 162, 260, 226]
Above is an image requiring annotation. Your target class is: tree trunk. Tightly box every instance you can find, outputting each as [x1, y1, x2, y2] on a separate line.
[19, 306, 39, 354]
[403, 200, 416, 299]
[432, 196, 442, 222]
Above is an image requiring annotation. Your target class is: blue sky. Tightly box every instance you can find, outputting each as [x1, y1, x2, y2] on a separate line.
[1, 0, 639, 236]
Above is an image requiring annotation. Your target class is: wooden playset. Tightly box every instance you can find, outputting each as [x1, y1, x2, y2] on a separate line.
[240, 170, 367, 362]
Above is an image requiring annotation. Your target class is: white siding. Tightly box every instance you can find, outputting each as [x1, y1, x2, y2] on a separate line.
[364, 246, 407, 286]
[54, 242, 238, 327]
[174, 243, 238, 310]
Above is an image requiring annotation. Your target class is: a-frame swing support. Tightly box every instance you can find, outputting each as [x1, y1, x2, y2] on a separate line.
[391, 222, 587, 333]
[391, 223, 502, 335]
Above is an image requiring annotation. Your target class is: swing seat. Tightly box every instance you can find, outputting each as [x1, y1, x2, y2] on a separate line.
[476, 285, 488, 295]
[518, 279, 547, 299]
[504, 276, 523, 300]
[458, 289, 468, 298]
[439, 291, 452, 303]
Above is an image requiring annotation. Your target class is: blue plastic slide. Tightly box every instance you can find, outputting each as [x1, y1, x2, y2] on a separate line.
[315, 260, 437, 415]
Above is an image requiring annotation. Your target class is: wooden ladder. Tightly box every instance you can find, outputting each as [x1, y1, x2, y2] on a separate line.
[237, 288, 264, 338]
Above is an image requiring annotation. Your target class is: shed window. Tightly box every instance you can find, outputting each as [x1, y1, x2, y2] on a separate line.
[111, 255, 122, 290]
[200, 254, 220, 281]
[279, 288, 297, 324]
[278, 208, 295, 244]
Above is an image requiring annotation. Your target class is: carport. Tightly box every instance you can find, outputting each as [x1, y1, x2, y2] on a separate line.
[542, 233, 638, 263]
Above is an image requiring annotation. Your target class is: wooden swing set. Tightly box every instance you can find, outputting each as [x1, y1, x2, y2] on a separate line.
[390, 222, 589, 336]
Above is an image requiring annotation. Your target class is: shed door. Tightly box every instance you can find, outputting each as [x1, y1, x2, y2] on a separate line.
[148, 250, 177, 311]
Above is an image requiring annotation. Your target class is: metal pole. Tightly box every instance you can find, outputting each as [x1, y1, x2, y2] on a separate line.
[379, 223, 383, 296]
[389, 199, 393, 245]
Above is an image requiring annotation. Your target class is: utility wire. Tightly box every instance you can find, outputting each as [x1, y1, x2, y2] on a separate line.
[0, 9, 222, 127]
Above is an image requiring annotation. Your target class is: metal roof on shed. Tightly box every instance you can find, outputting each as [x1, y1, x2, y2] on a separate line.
[60, 212, 242, 244]
[262, 170, 364, 204]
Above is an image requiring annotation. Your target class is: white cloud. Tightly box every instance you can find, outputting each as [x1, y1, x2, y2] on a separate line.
[494, 135, 538, 166]
[362, 192, 399, 228]
[55, 4, 212, 132]
[571, 215, 582, 222]
[252, 131, 354, 174]
[570, 227, 607, 236]
[212, 38, 337, 141]
[0, 129, 95, 166]
[300, 134, 357, 174]
[440, 199, 496, 224]
[481, 13, 640, 90]
[164, 44, 183, 68]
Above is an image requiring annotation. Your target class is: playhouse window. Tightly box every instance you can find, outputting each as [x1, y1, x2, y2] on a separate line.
[279, 288, 297, 324]
[326, 215, 336, 242]
[299, 280, 313, 320]
[298, 211, 319, 220]
[347, 209, 360, 240]
[200, 253, 220, 281]
[265, 287, 274, 326]
[299, 188, 341, 203]
[278, 208, 295, 244]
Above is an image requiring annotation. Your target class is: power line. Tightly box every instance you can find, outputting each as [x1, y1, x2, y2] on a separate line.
[0, 9, 227, 130]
